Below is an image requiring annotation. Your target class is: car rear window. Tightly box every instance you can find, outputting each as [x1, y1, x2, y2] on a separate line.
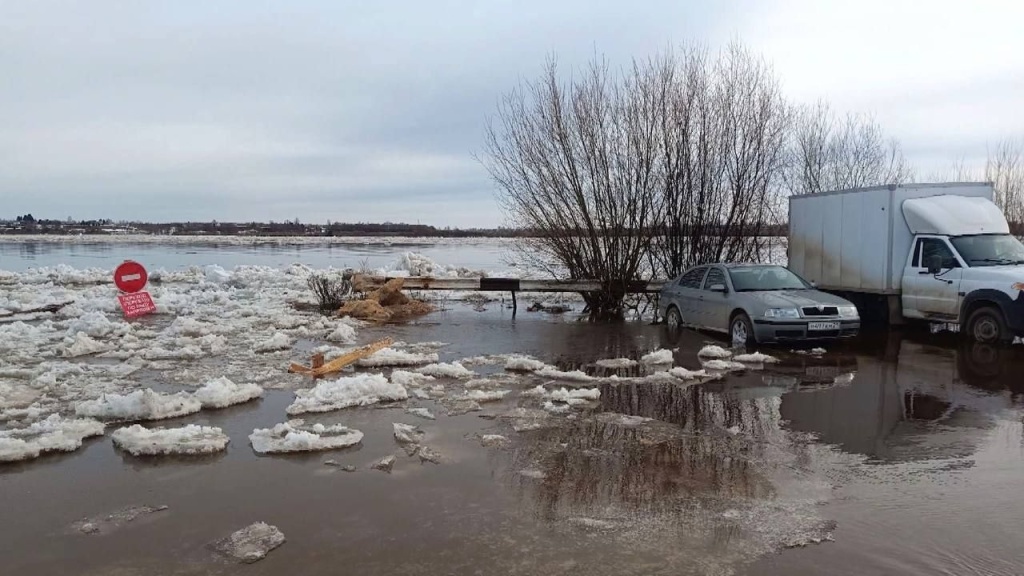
[678, 267, 707, 289]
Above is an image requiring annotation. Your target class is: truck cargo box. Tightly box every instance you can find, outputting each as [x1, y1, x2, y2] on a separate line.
[788, 182, 994, 294]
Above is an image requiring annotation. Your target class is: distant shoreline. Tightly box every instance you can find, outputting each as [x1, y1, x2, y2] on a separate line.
[0, 234, 514, 246]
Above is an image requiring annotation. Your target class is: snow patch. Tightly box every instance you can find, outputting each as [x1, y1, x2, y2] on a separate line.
[111, 424, 229, 456]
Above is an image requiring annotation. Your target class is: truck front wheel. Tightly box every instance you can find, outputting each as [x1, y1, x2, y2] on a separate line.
[965, 306, 1012, 344]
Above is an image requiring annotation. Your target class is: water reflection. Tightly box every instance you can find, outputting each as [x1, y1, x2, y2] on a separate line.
[779, 334, 1023, 462]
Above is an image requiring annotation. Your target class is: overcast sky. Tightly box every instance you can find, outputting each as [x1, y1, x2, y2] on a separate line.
[3, 1, 1022, 227]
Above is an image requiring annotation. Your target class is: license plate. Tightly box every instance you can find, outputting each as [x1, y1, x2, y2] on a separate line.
[807, 321, 840, 331]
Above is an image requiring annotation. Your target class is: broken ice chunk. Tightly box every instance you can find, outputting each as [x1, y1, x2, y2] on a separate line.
[393, 423, 424, 444]
[212, 522, 286, 564]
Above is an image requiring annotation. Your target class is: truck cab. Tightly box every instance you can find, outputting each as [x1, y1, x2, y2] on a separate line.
[900, 195, 1024, 342]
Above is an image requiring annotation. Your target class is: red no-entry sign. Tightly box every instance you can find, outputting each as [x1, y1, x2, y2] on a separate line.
[113, 260, 156, 319]
[114, 261, 148, 294]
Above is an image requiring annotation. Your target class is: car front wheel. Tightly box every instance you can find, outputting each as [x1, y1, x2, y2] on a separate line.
[731, 313, 755, 346]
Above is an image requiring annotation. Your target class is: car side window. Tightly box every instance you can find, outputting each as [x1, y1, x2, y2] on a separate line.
[678, 267, 707, 289]
[703, 268, 726, 291]
[916, 238, 959, 269]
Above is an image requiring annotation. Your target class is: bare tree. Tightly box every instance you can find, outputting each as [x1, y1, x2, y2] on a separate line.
[928, 138, 1024, 233]
[651, 43, 792, 278]
[986, 138, 1024, 231]
[482, 57, 670, 317]
[786, 102, 913, 196]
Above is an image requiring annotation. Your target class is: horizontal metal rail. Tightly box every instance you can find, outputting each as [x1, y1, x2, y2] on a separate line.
[360, 276, 668, 293]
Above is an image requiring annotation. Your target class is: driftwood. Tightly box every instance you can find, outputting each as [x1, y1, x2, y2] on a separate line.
[0, 300, 74, 320]
[288, 337, 394, 378]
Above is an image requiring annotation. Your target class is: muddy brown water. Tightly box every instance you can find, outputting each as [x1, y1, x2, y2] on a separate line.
[3, 305, 1024, 576]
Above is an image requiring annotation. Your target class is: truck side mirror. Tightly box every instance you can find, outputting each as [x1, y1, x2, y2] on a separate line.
[926, 254, 943, 275]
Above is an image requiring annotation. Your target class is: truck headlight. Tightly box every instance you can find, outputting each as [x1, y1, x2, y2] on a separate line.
[764, 308, 800, 319]
[838, 306, 859, 318]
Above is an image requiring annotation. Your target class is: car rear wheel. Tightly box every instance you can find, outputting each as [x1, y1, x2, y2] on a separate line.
[666, 306, 682, 331]
[965, 306, 1012, 344]
[730, 313, 755, 346]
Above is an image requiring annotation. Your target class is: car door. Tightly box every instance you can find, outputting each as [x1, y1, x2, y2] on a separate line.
[901, 236, 963, 320]
[669, 266, 708, 325]
[698, 266, 731, 332]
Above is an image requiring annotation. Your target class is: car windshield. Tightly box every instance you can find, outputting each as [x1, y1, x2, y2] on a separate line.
[950, 234, 1024, 267]
[729, 266, 811, 291]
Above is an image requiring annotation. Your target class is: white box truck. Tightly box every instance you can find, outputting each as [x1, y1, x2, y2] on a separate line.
[788, 182, 1024, 343]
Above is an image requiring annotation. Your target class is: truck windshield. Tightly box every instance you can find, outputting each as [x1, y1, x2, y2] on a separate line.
[950, 234, 1024, 267]
[729, 266, 811, 291]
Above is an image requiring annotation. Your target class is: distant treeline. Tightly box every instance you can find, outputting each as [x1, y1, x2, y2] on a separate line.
[0, 218, 789, 238]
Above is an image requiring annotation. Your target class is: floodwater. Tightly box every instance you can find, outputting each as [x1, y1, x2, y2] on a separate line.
[2, 240, 1024, 575]
[0, 237, 513, 273]
[3, 304, 1024, 575]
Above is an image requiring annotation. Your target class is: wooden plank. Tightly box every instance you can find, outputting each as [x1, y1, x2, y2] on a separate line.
[288, 337, 394, 378]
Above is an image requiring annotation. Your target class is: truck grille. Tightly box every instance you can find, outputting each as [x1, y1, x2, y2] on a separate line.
[802, 306, 838, 317]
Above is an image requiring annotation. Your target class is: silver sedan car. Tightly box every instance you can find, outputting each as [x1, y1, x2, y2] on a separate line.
[658, 263, 860, 344]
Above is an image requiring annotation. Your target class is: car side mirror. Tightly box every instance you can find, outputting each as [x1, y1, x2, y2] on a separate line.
[709, 283, 727, 293]
[926, 255, 943, 275]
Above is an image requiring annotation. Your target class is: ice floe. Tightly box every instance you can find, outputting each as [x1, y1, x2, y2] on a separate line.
[111, 424, 230, 456]
[356, 348, 439, 367]
[594, 358, 638, 369]
[75, 389, 202, 421]
[640, 349, 674, 365]
[249, 421, 364, 454]
[414, 362, 474, 379]
[733, 352, 779, 365]
[698, 345, 733, 359]
[0, 414, 105, 462]
[193, 377, 263, 409]
[287, 373, 408, 414]
[701, 359, 748, 371]
[253, 332, 293, 353]
[503, 354, 550, 372]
